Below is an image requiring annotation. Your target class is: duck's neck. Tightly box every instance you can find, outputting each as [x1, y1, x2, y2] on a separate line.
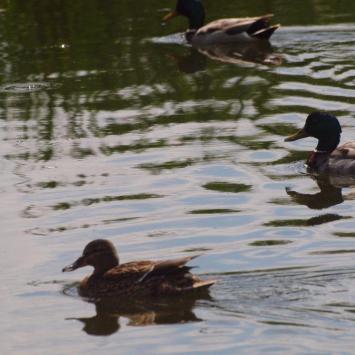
[316, 135, 340, 153]
[307, 135, 340, 170]
[185, 29, 197, 43]
[307, 150, 329, 170]
[188, 14, 204, 30]
[92, 254, 119, 276]
[185, 1, 205, 30]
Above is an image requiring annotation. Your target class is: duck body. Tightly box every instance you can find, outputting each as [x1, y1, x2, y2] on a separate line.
[63, 239, 215, 298]
[307, 144, 355, 175]
[164, 0, 280, 45]
[188, 16, 279, 46]
[285, 112, 355, 175]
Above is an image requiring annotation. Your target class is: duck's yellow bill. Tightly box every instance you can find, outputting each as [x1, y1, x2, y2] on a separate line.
[163, 11, 179, 22]
[284, 128, 309, 142]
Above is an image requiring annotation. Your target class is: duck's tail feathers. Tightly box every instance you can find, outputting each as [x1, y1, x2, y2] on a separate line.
[140, 255, 201, 282]
[259, 13, 275, 19]
[185, 279, 217, 292]
[251, 24, 280, 40]
[247, 15, 273, 35]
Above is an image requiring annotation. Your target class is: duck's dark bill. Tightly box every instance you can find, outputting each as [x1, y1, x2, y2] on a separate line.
[284, 128, 309, 142]
[163, 11, 178, 22]
[62, 256, 86, 272]
[62, 264, 76, 272]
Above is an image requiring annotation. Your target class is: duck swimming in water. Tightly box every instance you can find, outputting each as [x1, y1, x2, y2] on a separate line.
[62, 239, 215, 298]
[163, 0, 280, 45]
[285, 111, 355, 175]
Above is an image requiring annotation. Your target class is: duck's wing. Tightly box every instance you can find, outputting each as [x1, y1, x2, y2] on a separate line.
[138, 255, 201, 282]
[143, 256, 216, 291]
[327, 142, 355, 175]
[103, 257, 215, 294]
[105, 256, 199, 282]
[197, 15, 279, 40]
[331, 142, 355, 159]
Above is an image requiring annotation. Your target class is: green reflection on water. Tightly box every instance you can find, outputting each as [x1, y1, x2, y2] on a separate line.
[203, 181, 252, 193]
[188, 208, 240, 214]
[264, 213, 350, 227]
[334, 232, 355, 238]
[53, 193, 162, 210]
[249, 240, 292, 246]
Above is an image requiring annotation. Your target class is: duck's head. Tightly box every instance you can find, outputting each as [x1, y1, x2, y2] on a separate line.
[285, 111, 342, 153]
[62, 239, 119, 275]
[163, 0, 205, 30]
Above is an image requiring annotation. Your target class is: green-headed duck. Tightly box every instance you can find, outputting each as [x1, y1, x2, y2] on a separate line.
[285, 111, 355, 175]
[163, 0, 280, 45]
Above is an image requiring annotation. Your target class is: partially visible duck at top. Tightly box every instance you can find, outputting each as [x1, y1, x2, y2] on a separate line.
[163, 0, 280, 46]
[62, 239, 215, 298]
[285, 111, 355, 175]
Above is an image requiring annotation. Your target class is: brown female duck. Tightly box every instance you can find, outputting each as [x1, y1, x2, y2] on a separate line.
[285, 111, 355, 175]
[62, 239, 215, 298]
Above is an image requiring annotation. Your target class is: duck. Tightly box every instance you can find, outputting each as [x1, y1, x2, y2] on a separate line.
[163, 0, 280, 46]
[285, 111, 355, 175]
[62, 239, 216, 298]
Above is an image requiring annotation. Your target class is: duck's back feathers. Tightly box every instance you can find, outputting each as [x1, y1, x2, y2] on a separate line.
[149, 254, 200, 273]
[327, 158, 355, 175]
[325, 142, 355, 174]
[331, 142, 355, 159]
[80, 256, 215, 298]
[245, 15, 274, 35]
[191, 15, 279, 45]
[306, 142, 355, 175]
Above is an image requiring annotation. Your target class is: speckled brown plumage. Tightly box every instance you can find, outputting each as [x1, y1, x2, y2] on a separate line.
[63, 239, 215, 298]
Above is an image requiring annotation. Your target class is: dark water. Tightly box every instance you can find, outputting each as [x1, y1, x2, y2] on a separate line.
[2, 1, 355, 354]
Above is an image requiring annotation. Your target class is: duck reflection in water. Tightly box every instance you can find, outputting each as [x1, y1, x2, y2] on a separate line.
[196, 41, 282, 66]
[66, 294, 210, 336]
[286, 176, 343, 210]
[286, 174, 355, 210]
[166, 47, 207, 74]
[166, 41, 282, 74]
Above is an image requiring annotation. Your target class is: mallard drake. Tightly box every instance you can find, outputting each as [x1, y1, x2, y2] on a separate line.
[163, 0, 280, 45]
[285, 111, 355, 175]
[62, 239, 215, 298]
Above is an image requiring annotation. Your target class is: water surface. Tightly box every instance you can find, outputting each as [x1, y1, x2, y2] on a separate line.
[1, 1, 355, 354]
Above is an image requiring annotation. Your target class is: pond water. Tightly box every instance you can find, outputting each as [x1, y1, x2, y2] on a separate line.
[1, 1, 355, 354]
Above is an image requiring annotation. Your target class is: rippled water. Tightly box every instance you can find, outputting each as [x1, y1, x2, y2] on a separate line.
[2, 1, 355, 354]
